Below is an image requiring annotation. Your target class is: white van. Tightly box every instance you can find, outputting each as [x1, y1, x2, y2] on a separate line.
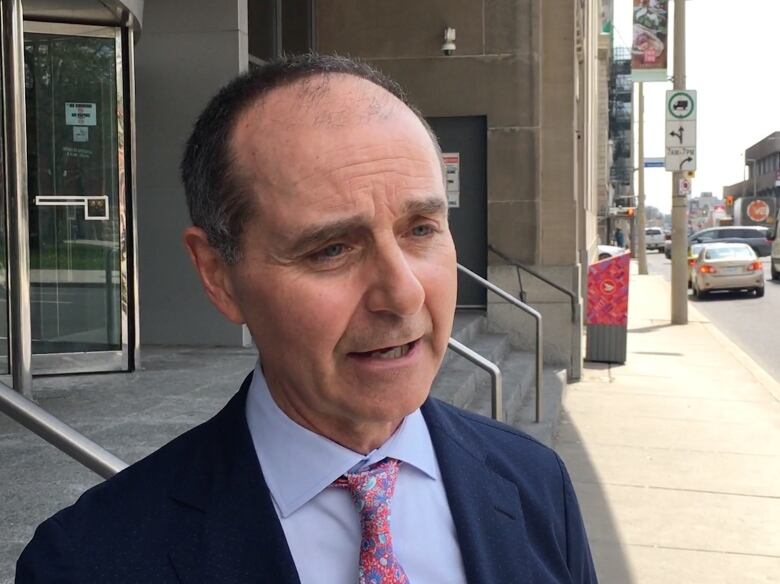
[771, 209, 780, 280]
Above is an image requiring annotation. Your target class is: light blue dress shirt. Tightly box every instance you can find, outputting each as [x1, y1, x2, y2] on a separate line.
[245, 362, 467, 583]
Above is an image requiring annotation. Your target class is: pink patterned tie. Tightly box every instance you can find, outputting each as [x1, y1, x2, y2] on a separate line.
[333, 458, 409, 584]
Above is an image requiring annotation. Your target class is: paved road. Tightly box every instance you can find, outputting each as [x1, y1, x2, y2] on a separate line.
[645, 251, 780, 382]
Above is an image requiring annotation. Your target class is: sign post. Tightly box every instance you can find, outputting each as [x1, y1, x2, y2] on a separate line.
[669, 0, 689, 325]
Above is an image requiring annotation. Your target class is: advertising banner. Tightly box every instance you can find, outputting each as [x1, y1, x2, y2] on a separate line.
[632, 0, 669, 82]
[587, 253, 630, 326]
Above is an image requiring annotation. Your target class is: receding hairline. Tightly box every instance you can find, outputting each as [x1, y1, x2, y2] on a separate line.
[226, 71, 445, 204]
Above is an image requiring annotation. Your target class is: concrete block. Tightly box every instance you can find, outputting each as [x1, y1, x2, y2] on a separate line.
[487, 200, 538, 264]
[487, 300, 573, 366]
[484, 0, 537, 55]
[316, 0, 483, 58]
[371, 55, 537, 128]
[487, 127, 538, 203]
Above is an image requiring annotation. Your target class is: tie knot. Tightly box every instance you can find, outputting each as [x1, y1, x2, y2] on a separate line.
[333, 457, 400, 514]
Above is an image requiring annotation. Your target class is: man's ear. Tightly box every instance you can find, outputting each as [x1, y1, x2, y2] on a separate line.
[182, 227, 246, 324]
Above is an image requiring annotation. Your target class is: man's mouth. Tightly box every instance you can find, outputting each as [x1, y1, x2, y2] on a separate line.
[351, 339, 418, 360]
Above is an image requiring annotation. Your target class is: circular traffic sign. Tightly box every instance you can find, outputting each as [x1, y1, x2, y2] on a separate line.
[668, 91, 695, 119]
[746, 199, 770, 223]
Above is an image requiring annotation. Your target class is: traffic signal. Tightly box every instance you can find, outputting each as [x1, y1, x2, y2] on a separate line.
[725, 195, 734, 206]
[626, 207, 635, 217]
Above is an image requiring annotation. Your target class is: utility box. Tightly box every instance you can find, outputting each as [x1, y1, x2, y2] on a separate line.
[585, 252, 631, 364]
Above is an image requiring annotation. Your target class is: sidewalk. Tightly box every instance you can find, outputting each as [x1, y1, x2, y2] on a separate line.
[557, 266, 780, 583]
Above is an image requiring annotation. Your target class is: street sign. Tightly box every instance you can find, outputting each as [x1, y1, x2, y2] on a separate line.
[679, 177, 691, 196]
[666, 146, 696, 171]
[644, 157, 665, 168]
[666, 90, 696, 121]
[665, 89, 697, 171]
[665, 120, 696, 148]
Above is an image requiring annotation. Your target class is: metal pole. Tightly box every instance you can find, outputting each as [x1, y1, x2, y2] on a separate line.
[447, 338, 503, 422]
[455, 263, 544, 422]
[752, 160, 757, 197]
[0, 382, 128, 478]
[2, 0, 33, 394]
[636, 82, 648, 274]
[670, 0, 688, 324]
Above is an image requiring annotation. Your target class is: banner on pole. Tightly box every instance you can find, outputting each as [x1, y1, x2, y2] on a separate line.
[631, 0, 669, 82]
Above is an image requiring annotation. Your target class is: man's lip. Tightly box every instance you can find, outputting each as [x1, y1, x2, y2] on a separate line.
[348, 337, 421, 355]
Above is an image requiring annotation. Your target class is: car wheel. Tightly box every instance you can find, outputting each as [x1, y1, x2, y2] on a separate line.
[755, 286, 765, 298]
[772, 264, 779, 280]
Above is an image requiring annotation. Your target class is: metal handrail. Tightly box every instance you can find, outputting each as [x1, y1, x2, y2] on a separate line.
[447, 337, 503, 422]
[488, 244, 576, 323]
[0, 382, 127, 479]
[457, 263, 544, 423]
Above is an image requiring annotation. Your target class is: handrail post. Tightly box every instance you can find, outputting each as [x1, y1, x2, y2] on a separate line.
[2, 0, 33, 396]
[448, 338, 503, 422]
[456, 264, 543, 423]
[0, 382, 128, 479]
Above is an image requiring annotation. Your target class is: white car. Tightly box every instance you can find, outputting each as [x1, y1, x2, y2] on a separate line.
[645, 227, 665, 252]
[596, 245, 628, 261]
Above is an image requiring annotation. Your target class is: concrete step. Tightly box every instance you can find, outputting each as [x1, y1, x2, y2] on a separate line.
[431, 329, 512, 409]
[436, 315, 569, 448]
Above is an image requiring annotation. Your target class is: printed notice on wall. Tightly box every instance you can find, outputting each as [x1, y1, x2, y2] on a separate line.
[65, 102, 97, 126]
[73, 126, 89, 142]
[443, 153, 460, 208]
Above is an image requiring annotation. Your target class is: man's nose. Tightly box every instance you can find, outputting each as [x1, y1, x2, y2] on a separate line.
[364, 244, 425, 317]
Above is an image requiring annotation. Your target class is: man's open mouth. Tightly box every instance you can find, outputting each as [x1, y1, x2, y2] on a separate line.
[352, 340, 418, 360]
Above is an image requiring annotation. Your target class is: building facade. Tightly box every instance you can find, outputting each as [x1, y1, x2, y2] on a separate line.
[1, 0, 608, 389]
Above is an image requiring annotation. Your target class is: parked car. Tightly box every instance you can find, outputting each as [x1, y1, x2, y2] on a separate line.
[645, 227, 665, 252]
[689, 226, 772, 257]
[690, 243, 764, 299]
[596, 244, 628, 261]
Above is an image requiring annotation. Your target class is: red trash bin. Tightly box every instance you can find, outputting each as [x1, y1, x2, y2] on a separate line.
[585, 252, 630, 363]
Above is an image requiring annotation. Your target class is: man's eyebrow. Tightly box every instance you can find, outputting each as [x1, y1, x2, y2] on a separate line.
[285, 217, 368, 257]
[402, 196, 448, 217]
[283, 196, 447, 258]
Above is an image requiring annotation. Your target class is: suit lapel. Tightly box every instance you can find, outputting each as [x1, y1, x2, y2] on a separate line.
[168, 375, 300, 584]
[422, 399, 530, 582]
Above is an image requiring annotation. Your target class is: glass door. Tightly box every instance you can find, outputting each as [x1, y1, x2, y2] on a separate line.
[23, 23, 128, 374]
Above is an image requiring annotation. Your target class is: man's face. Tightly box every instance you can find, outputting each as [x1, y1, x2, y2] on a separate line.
[215, 76, 457, 449]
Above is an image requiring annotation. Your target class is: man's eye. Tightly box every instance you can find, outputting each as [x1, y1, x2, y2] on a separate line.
[411, 224, 435, 237]
[314, 243, 347, 260]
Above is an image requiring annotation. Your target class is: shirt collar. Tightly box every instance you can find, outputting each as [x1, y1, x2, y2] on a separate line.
[245, 361, 439, 518]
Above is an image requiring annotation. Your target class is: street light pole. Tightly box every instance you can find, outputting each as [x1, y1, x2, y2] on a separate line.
[636, 82, 648, 274]
[670, 0, 688, 325]
[746, 158, 757, 197]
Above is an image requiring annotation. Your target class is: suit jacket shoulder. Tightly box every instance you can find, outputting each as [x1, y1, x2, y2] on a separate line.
[421, 398, 597, 583]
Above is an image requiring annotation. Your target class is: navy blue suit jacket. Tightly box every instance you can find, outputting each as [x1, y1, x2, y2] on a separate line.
[17, 374, 597, 583]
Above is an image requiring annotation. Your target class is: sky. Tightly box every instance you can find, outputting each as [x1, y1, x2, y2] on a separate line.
[613, 0, 780, 213]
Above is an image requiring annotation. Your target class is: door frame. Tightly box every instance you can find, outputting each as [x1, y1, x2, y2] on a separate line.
[24, 21, 130, 375]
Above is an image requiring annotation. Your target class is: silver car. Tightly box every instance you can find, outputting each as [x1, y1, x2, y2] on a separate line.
[691, 243, 765, 299]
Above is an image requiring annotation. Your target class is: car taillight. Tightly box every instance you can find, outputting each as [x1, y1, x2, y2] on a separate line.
[747, 261, 763, 272]
[699, 265, 717, 274]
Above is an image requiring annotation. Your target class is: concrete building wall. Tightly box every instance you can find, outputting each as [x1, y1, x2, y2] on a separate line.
[315, 0, 604, 375]
[135, 0, 248, 346]
[316, 0, 541, 266]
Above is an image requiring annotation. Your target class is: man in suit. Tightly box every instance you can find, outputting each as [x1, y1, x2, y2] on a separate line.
[17, 54, 597, 583]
